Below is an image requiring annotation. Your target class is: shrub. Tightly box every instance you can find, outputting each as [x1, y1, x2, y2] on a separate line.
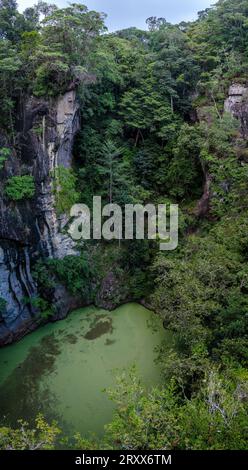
[5, 175, 35, 201]
[53, 166, 79, 214]
[0, 414, 61, 450]
[48, 255, 93, 298]
[0, 147, 11, 170]
[23, 296, 55, 319]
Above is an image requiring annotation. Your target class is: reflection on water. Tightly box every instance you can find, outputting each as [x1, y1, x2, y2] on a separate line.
[0, 303, 170, 438]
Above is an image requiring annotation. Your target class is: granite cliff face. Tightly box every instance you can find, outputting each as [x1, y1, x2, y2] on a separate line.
[0, 91, 80, 345]
[224, 83, 248, 138]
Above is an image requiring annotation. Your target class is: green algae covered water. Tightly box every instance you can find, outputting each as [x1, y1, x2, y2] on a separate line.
[0, 303, 170, 438]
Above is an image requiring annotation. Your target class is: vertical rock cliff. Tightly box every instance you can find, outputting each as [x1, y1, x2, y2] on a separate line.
[224, 83, 248, 138]
[0, 91, 80, 345]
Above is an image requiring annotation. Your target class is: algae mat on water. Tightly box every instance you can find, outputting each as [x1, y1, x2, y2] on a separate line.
[0, 303, 170, 437]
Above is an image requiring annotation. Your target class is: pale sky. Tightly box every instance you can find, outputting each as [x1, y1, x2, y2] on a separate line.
[18, 0, 215, 31]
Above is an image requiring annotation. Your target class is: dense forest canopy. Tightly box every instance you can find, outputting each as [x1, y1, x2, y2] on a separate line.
[1, 0, 248, 450]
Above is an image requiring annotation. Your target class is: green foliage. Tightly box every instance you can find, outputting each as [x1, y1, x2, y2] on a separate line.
[2, 369, 247, 450]
[103, 368, 248, 450]
[152, 210, 248, 370]
[0, 0, 29, 43]
[98, 140, 130, 205]
[196, 112, 247, 217]
[32, 259, 56, 291]
[23, 296, 55, 319]
[31, 4, 106, 96]
[0, 147, 10, 170]
[33, 57, 70, 97]
[119, 86, 179, 143]
[1, 0, 248, 452]
[0, 414, 61, 450]
[119, 239, 155, 299]
[0, 1, 107, 110]
[48, 255, 94, 299]
[33, 253, 95, 305]
[5, 175, 35, 201]
[53, 166, 79, 215]
[0, 39, 21, 131]
[167, 124, 204, 199]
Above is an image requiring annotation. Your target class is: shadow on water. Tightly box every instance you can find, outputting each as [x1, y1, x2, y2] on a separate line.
[0, 333, 62, 426]
[84, 315, 113, 341]
[0, 314, 115, 428]
[105, 338, 116, 346]
[0, 304, 169, 439]
[64, 334, 78, 344]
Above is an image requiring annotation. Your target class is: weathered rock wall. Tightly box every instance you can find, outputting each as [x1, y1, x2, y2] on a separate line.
[0, 91, 80, 345]
[224, 83, 248, 138]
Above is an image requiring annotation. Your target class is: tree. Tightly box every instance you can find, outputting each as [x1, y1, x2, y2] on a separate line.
[5, 175, 35, 201]
[149, 26, 200, 116]
[0, 415, 61, 450]
[98, 140, 126, 204]
[146, 16, 168, 32]
[120, 84, 180, 145]
[47, 254, 94, 299]
[0, 0, 32, 42]
[104, 368, 248, 450]
[42, 4, 107, 64]
[30, 4, 107, 96]
[0, 147, 10, 170]
[166, 123, 204, 199]
[0, 40, 22, 133]
[53, 166, 79, 214]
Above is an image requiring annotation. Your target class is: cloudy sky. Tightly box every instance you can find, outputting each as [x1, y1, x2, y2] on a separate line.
[18, 0, 215, 31]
